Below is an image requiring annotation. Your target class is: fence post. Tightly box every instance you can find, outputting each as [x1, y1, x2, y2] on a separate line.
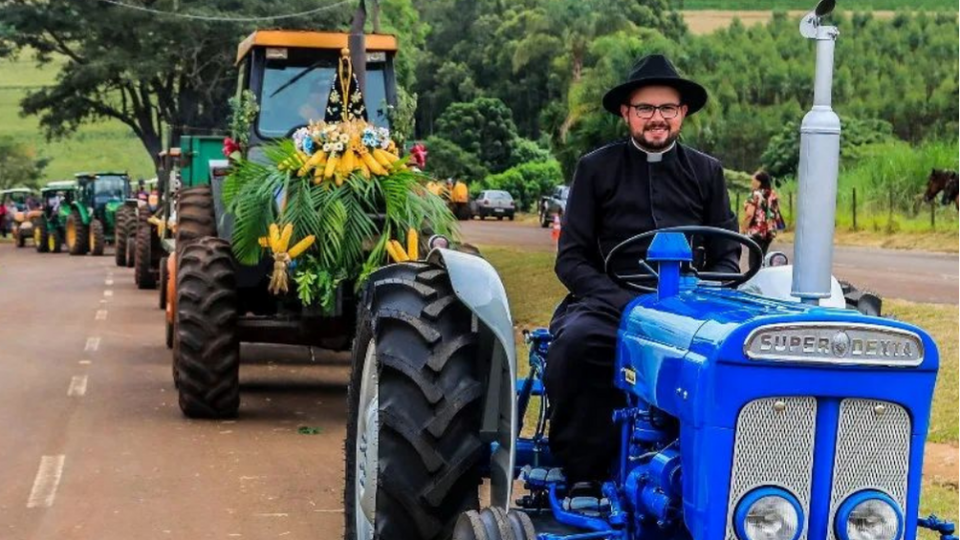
[851, 187, 857, 232]
[887, 188, 894, 232]
[735, 192, 741, 214]
[788, 191, 794, 220]
[930, 201, 936, 230]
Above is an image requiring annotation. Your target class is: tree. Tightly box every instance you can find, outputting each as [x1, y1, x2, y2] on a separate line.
[0, 137, 48, 190]
[435, 97, 519, 174]
[0, 0, 356, 167]
[422, 136, 489, 182]
[475, 159, 563, 211]
[761, 118, 897, 178]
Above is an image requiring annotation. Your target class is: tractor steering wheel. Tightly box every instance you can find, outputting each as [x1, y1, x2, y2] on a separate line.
[603, 225, 763, 293]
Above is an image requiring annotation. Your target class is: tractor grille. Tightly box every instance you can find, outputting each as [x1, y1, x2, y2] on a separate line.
[726, 397, 817, 540]
[826, 399, 911, 540]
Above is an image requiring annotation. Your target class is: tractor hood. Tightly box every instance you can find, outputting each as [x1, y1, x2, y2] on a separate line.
[615, 287, 940, 426]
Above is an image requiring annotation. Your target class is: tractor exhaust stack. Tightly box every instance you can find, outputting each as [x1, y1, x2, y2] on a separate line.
[792, 0, 841, 305]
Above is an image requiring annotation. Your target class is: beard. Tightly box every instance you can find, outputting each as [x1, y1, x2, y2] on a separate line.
[632, 122, 679, 151]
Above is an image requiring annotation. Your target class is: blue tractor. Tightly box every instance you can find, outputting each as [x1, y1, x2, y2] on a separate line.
[342, 3, 956, 540]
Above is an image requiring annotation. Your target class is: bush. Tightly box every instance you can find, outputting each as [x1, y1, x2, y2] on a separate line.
[474, 159, 563, 211]
[761, 118, 897, 178]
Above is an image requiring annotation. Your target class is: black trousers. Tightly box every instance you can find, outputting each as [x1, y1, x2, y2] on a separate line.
[749, 234, 773, 269]
[544, 295, 626, 484]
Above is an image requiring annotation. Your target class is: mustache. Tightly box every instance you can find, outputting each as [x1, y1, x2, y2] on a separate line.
[643, 123, 671, 131]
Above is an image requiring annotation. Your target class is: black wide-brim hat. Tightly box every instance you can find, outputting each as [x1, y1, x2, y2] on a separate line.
[602, 54, 708, 116]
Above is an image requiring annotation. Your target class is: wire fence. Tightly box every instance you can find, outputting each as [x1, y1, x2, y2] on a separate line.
[733, 188, 959, 233]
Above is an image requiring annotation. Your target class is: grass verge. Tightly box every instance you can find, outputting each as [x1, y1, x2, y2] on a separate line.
[776, 230, 959, 253]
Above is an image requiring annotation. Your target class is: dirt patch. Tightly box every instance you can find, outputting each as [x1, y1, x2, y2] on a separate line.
[681, 10, 898, 34]
[925, 442, 959, 489]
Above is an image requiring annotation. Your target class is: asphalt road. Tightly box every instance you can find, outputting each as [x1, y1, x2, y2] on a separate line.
[0, 243, 351, 539]
[459, 219, 959, 305]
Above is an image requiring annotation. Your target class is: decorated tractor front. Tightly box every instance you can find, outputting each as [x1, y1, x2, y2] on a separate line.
[65, 172, 130, 256]
[34, 180, 78, 254]
[169, 39, 461, 419]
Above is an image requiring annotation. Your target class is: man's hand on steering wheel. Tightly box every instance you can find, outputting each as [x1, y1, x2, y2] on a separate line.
[603, 225, 762, 293]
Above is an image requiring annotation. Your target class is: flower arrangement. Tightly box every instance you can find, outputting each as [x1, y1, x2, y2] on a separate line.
[280, 120, 403, 186]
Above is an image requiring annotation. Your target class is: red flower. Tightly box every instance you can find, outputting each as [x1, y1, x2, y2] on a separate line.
[222, 137, 241, 158]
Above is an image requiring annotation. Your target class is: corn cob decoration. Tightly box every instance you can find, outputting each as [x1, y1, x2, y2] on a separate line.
[265, 222, 317, 295]
[386, 228, 419, 263]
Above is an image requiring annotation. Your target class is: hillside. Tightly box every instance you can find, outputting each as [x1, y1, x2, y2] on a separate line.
[0, 52, 155, 183]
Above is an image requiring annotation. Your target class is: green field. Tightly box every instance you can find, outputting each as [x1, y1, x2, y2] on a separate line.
[674, 0, 954, 10]
[0, 52, 155, 182]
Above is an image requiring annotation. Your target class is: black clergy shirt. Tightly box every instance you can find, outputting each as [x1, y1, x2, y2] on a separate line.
[555, 139, 741, 311]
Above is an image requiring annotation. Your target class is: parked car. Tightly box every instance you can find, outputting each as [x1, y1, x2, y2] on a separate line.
[471, 190, 515, 220]
[539, 185, 569, 227]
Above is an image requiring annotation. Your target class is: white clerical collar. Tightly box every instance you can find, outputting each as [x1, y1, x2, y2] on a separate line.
[631, 138, 675, 162]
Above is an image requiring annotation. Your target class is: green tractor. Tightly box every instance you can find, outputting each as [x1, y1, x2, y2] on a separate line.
[34, 180, 79, 254]
[2, 187, 41, 247]
[64, 172, 131, 256]
[115, 177, 165, 288]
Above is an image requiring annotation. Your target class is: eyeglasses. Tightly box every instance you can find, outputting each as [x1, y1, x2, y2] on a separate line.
[627, 103, 681, 120]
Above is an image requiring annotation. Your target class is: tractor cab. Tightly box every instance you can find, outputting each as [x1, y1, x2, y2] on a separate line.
[235, 30, 398, 149]
[39, 181, 77, 218]
[75, 172, 130, 219]
[1, 187, 37, 212]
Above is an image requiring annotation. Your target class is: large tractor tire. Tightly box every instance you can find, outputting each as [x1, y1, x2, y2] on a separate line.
[345, 263, 485, 540]
[135, 215, 157, 289]
[125, 234, 136, 267]
[176, 186, 217, 254]
[175, 237, 240, 418]
[65, 210, 88, 256]
[453, 508, 537, 540]
[158, 256, 168, 310]
[35, 221, 49, 253]
[89, 219, 106, 256]
[114, 206, 132, 267]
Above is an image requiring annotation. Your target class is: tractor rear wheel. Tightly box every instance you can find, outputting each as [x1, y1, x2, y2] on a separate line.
[114, 206, 132, 267]
[176, 186, 216, 254]
[89, 219, 105, 256]
[135, 216, 157, 289]
[66, 210, 88, 256]
[15, 224, 25, 248]
[35, 221, 49, 253]
[175, 237, 240, 418]
[345, 263, 484, 540]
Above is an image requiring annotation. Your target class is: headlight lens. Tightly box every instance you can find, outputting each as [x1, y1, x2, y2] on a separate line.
[837, 491, 902, 540]
[735, 487, 803, 540]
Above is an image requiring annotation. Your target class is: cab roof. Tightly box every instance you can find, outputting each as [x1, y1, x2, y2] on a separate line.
[42, 181, 78, 191]
[74, 172, 129, 179]
[236, 30, 398, 64]
[0, 187, 34, 194]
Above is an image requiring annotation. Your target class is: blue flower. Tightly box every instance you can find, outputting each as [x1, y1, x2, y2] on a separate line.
[303, 137, 315, 154]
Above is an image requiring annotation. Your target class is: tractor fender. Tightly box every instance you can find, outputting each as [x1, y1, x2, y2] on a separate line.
[70, 201, 91, 224]
[426, 247, 516, 511]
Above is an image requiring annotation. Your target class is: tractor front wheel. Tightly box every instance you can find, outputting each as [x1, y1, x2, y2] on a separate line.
[66, 210, 88, 256]
[176, 186, 216, 254]
[345, 263, 484, 540]
[35, 221, 49, 253]
[453, 508, 537, 540]
[135, 217, 156, 289]
[15, 224, 26, 248]
[89, 219, 105, 256]
[158, 256, 168, 310]
[175, 237, 240, 418]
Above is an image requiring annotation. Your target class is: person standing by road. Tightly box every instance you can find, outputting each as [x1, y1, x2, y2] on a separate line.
[740, 170, 783, 268]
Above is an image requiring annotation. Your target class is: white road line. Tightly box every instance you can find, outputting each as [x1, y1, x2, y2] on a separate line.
[68, 375, 88, 397]
[78, 360, 92, 366]
[103, 290, 113, 297]
[84, 337, 100, 352]
[26, 455, 66, 508]
[95, 310, 108, 321]
[105, 279, 114, 286]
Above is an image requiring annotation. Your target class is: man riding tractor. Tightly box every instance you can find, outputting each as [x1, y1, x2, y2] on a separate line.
[65, 172, 131, 256]
[34, 181, 78, 253]
[2, 187, 41, 248]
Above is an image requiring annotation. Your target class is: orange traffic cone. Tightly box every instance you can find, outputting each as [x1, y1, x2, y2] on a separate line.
[551, 214, 561, 243]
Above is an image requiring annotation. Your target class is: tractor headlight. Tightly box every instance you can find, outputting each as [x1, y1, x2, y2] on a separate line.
[836, 491, 902, 540]
[735, 487, 803, 540]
